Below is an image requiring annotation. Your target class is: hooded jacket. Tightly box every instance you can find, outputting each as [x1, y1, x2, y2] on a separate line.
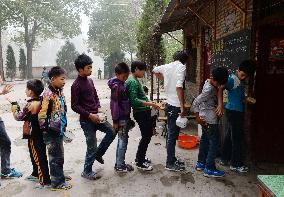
[108, 77, 131, 124]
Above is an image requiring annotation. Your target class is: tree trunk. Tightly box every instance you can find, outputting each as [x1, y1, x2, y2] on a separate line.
[26, 44, 33, 78]
[0, 26, 4, 81]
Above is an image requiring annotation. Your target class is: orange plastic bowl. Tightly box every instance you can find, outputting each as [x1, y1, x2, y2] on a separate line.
[178, 135, 198, 149]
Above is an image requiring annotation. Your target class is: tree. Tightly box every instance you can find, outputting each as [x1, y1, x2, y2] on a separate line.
[4, 0, 86, 78]
[56, 41, 79, 77]
[163, 30, 183, 63]
[104, 50, 125, 79]
[6, 45, 16, 80]
[19, 48, 27, 79]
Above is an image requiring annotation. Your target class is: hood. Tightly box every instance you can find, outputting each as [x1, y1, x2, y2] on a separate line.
[108, 77, 123, 89]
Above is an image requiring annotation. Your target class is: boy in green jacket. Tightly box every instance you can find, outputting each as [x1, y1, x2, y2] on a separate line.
[125, 61, 160, 171]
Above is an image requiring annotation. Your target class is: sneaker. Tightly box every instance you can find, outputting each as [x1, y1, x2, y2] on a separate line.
[136, 162, 153, 171]
[125, 164, 134, 171]
[203, 168, 225, 178]
[25, 175, 38, 182]
[64, 175, 72, 181]
[174, 158, 185, 168]
[230, 165, 249, 173]
[165, 163, 185, 172]
[135, 157, 151, 164]
[50, 182, 72, 191]
[115, 164, 134, 173]
[219, 160, 229, 166]
[81, 171, 101, 180]
[96, 156, 104, 164]
[195, 162, 205, 171]
[1, 168, 23, 179]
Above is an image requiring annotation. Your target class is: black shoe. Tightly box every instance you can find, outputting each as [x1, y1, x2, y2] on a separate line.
[136, 162, 153, 171]
[96, 156, 104, 164]
[174, 158, 185, 167]
[135, 157, 151, 164]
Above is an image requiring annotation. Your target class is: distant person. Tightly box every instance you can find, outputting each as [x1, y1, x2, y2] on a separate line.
[10, 79, 51, 188]
[71, 54, 116, 180]
[108, 62, 134, 173]
[41, 67, 50, 86]
[220, 60, 256, 173]
[125, 61, 160, 171]
[98, 68, 102, 80]
[153, 51, 188, 172]
[0, 82, 23, 186]
[193, 67, 228, 178]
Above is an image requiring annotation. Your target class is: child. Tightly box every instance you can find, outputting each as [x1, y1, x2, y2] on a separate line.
[38, 66, 71, 190]
[193, 67, 228, 178]
[220, 60, 256, 173]
[0, 82, 22, 184]
[108, 62, 134, 173]
[71, 54, 116, 180]
[10, 79, 50, 187]
[125, 61, 160, 171]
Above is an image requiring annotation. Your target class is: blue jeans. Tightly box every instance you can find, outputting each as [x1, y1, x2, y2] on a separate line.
[198, 124, 220, 170]
[165, 104, 181, 165]
[43, 133, 65, 187]
[80, 121, 116, 173]
[0, 120, 11, 175]
[115, 120, 130, 167]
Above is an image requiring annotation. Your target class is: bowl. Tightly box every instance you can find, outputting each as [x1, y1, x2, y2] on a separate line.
[178, 135, 198, 149]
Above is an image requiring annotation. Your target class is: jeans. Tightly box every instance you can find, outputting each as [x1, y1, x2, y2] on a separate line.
[133, 110, 153, 164]
[221, 109, 244, 167]
[198, 124, 220, 170]
[43, 133, 65, 187]
[115, 120, 130, 167]
[80, 121, 116, 173]
[165, 104, 180, 165]
[0, 120, 11, 175]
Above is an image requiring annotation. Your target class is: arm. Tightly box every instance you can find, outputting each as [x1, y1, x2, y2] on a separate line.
[11, 102, 30, 121]
[176, 65, 186, 116]
[91, 79, 101, 108]
[216, 85, 225, 117]
[111, 85, 120, 124]
[38, 93, 51, 131]
[71, 84, 91, 118]
[153, 65, 164, 80]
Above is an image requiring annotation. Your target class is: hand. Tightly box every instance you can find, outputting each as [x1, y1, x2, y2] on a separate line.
[151, 103, 160, 110]
[113, 123, 119, 132]
[1, 84, 13, 95]
[89, 113, 100, 124]
[215, 104, 223, 117]
[196, 115, 207, 127]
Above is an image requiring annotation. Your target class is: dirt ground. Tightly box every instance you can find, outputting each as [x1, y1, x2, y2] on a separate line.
[0, 78, 276, 197]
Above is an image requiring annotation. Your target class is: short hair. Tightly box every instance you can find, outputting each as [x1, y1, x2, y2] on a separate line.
[115, 62, 130, 74]
[27, 79, 44, 97]
[74, 53, 93, 71]
[239, 59, 256, 76]
[173, 51, 189, 64]
[212, 67, 229, 85]
[48, 66, 66, 79]
[131, 61, 147, 73]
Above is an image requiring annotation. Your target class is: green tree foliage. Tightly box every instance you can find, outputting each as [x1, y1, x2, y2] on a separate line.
[104, 51, 125, 79]
[2, 0, 85, 78]
[163, 30, 184, 63]
[56, 40, 79, 77]
[6, 45, 16, 80]
[19, 48, 27, 79]
[136, 0, 167, 66]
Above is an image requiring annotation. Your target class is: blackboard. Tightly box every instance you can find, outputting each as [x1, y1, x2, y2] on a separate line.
[210, 29, 251, 73]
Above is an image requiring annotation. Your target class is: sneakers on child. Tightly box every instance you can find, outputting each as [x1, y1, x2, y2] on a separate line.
[135, 157, 151, 164]
[1, 168, 23, 179]
[195, 162, 205, 171]
[115, 164, 134, 173]
[219, 160, 229, 166]
[165, 162, 185, 172]
[136, 162, 153, 171]
[203, 168, 225, 178]
[81, 171, 101, 180]
[230, 165, 249, 173]
[25, 175, 38, 182]
[174, 158, 185, 168]
[50, 182, 72, 191]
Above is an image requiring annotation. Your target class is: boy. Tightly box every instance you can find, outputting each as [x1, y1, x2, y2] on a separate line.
[38, 66, 71, 190]
[193, 67, 228, 178]
[153, 51, 188, 172]
[0, 82, 22, 184]
[108, 62, 134, 173]
[10, 79, 50, 187]
[220, 60, 256, 173]
[125, 61, 160, 171]
[71, 54, 116, 180]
